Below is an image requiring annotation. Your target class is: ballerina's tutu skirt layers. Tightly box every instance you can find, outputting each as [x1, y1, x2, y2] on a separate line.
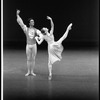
[48, 42, 64, 64]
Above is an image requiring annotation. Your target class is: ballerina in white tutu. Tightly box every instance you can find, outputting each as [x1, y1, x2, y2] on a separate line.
[35, 16, 72, 80]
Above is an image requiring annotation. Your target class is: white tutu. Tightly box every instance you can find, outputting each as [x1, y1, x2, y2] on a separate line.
[48, 42, 63, 64]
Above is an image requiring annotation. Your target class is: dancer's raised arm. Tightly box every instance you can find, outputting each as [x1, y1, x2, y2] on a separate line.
[47, 16, 54, 35]
[16, 10, 27, 33]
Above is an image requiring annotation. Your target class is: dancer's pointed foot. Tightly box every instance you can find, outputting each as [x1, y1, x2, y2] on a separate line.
[25, 72, 31, 76]
[67, 23, 72, 30]
[48, 75, 52, 80]
[48, 73, 52, 80]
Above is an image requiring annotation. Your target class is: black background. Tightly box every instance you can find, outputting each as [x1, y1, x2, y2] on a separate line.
[3, 0, 99, 50]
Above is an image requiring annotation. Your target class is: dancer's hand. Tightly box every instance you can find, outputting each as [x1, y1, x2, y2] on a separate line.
[47, 16, 52, 20]
[35, 36, 41, 41]
[35, 36, 39, 40]
[17, 9, 20, 15]
[67, 23, 72, 30]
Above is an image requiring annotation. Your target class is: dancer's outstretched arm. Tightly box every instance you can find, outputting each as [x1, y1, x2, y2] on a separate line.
[47, 16, 54, 35]
[16, 9, 27, 32]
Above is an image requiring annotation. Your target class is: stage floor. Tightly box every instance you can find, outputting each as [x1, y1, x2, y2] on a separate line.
[3, 50, 99, 100]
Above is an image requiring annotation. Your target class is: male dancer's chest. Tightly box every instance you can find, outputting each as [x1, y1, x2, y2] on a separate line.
[26, 28, 36, 44]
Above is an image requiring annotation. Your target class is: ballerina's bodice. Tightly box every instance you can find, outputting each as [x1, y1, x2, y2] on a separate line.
[44, 34, 54, 44]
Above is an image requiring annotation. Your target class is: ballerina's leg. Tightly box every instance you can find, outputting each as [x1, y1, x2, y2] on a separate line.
[48, 56, 52, 80]
[57, 23, 72, 44]
[57, 30, 69, 44]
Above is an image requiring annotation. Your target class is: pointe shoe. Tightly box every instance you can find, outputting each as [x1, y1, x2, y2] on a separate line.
[48, 76, 52, 80]
[48, 73, 52, 80]
[68, 23, 72, 30]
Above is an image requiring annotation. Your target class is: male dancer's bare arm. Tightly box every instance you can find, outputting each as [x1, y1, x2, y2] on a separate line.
[47, 16, 54, 35]
[16, 10, 27, 32]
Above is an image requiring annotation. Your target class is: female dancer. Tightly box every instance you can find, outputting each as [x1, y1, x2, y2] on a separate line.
[35, 16, 72, 80]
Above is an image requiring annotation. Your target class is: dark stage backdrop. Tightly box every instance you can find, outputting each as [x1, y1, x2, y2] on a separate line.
[3, 0, 99, 50]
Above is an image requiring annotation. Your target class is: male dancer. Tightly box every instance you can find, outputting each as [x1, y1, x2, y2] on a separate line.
[16, 10, 41, 76]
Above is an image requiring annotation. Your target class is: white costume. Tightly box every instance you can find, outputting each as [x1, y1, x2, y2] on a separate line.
[48, 23, 72, 64]
[47, 37, 64, 64]
[39, 32, 66, 64]
[39, 23, 72, 65]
